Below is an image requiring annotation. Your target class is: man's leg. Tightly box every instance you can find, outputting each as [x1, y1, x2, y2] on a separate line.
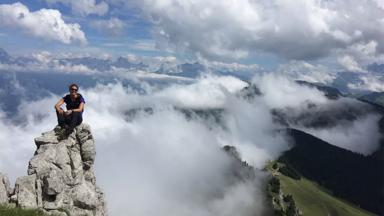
[68, 112, 82, 131]
[56, 110, 66, 127]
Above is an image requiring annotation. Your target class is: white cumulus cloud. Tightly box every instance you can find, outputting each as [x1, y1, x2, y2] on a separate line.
[0, 2, 87, 44]
[128, 0, 384, 61]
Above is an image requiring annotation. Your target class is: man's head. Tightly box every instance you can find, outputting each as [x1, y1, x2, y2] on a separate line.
[68, 83, 79, 96]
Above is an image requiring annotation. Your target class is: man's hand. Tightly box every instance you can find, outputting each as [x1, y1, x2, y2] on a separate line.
[58, 109, 65, 115]
[65, 110, 73, 115]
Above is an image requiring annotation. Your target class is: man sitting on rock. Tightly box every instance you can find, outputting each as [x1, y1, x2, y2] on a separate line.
[54, 83, 85, 134]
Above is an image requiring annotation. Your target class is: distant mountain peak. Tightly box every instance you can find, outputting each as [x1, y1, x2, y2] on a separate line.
[295, 80, 342, 100]
[0, 48, 11, 63]
[367, 63, 384, 73]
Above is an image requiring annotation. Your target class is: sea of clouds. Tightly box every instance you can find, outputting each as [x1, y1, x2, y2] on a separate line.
[0, 72, 381, 215]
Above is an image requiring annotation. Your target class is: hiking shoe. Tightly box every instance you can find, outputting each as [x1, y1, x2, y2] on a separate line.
[65, 128, 74, 136]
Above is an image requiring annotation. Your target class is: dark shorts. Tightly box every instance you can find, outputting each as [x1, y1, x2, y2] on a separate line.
[56, 111, 83, 129]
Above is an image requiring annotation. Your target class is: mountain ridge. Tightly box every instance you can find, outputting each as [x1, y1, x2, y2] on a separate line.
[278, 128, 383, 215]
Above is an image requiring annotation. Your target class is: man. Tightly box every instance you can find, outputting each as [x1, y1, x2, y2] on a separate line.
[54, 83, 85, 134]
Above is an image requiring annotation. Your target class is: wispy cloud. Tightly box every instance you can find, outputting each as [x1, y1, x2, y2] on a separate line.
[130, 39, 158, 52]
[0, 73, 381, 216]
[90, 17, 125, 36]
[46, 0, 108, 16]
[348, 74, 384, 92]
[101, 42, 125, 47]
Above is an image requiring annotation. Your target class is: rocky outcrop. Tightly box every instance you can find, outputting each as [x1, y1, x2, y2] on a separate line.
[0, 173, 12, 204]
[7, 123, 106, 216]
[223, 145, 256, 181]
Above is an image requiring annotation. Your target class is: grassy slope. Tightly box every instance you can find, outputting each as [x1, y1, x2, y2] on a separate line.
[278, 174, 376, 216]
[279, 129, 383, 215]
[0, 206, 46, 216]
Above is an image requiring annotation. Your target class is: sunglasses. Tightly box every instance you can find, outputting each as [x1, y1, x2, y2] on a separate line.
[70, 88, 78, 91]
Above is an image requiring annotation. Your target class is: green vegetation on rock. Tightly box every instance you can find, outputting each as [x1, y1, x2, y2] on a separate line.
[0, 205, 46, 216]
[267, 162, 301, 216]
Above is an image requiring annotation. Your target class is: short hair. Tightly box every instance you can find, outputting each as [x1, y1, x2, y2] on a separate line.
[68, 83, 79, 90]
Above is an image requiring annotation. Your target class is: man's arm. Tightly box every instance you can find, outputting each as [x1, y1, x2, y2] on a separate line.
[55, 98, 65, 114]
[72, 102, 84, 113]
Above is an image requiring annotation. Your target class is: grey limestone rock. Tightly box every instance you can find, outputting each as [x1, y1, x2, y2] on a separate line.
[14, 174, 38, 208]
[34, 130, 59, 147]
[0, 173, 11, 204]
[14, 123, 107, 215]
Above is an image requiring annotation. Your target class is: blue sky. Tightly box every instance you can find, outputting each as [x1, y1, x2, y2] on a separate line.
[0, 1, 166, 58]
[0, 0, 383, 71]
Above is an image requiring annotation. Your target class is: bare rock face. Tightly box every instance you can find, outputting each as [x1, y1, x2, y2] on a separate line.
[13, 123, 107, 216]
[0, 173, 12, 204]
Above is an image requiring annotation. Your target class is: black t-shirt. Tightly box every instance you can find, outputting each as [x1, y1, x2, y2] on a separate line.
[63, 94, 85, 111]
